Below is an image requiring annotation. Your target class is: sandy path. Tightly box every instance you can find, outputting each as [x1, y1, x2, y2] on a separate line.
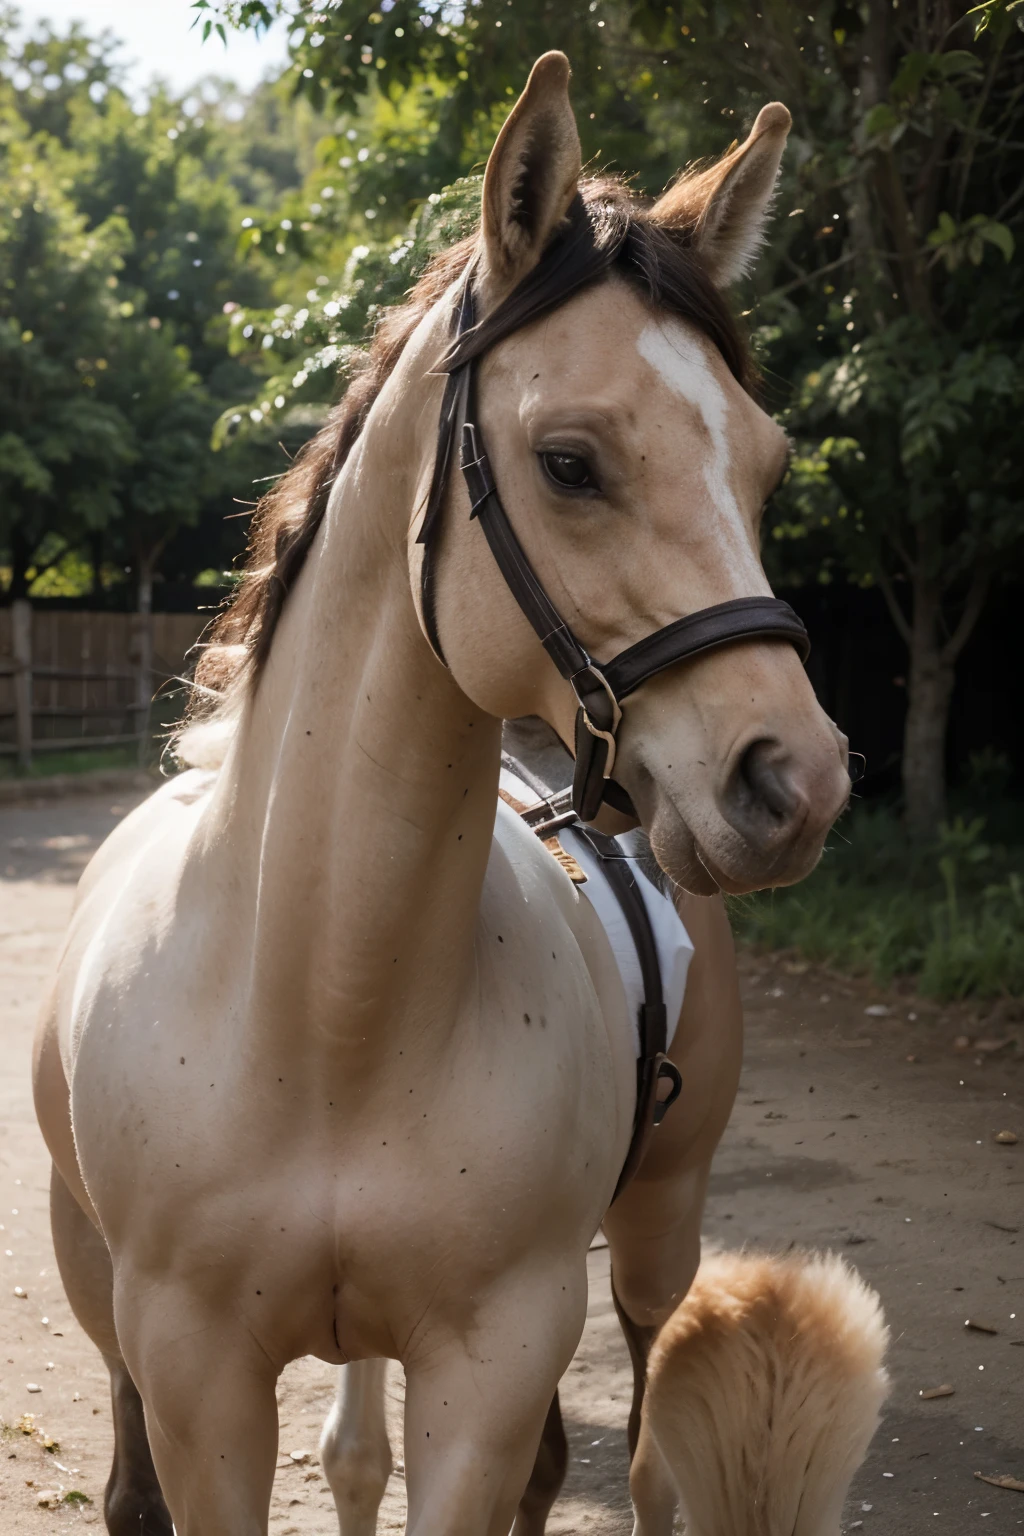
[1, 793, 1023, 1533]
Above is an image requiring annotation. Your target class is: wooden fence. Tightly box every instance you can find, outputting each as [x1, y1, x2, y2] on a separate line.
[0, 603, 208, 769]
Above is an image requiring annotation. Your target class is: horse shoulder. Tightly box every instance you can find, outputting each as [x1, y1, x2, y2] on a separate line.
[484, 801, 635, 1108]
[53, 771, 216, 1071]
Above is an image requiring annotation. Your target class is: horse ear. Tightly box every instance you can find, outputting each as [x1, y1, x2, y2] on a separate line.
[651, 103, 791, 287]
[480, 52, 582, 296]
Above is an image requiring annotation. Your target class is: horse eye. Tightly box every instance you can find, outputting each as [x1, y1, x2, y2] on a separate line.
[540, 451, 595, 491]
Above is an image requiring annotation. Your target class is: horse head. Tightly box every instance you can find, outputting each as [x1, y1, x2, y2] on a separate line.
[421, 53, 850, 895]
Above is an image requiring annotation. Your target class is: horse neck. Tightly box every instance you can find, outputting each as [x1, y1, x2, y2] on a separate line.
[208, 335, 502, 1051]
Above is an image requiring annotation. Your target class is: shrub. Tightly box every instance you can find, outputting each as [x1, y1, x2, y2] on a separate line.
[731, 804, 1024, 1001]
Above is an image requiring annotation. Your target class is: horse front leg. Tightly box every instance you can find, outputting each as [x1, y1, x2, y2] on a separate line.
[114, 1279, 281, 1536]
[402, 1268, 586, 1536]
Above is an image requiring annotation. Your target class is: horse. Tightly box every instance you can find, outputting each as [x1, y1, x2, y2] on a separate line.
[33, 52, 852, 1536]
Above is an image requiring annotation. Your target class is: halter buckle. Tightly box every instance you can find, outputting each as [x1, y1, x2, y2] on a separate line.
[570, 666, 623, 822]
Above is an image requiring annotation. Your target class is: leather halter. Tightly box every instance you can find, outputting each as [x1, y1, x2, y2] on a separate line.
[417, 207, 811, 822]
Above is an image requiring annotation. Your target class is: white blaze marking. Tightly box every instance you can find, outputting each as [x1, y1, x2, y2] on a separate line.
[636, 320, 753, 570]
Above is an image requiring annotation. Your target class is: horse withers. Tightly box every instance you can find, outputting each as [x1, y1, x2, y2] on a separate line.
[34, 52, 852, 1536]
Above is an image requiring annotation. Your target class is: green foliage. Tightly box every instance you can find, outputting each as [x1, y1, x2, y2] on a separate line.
[0, 743, 152, 780]
[927, 212, 1015, 271]
[0, 121, 132, 589]
[215, 175, 480, 440]
[732, 804, 1024, 1000]
[0, 12, 315, 599]
[766, 316, 1024, 613]
[968, 0, 1024, 40]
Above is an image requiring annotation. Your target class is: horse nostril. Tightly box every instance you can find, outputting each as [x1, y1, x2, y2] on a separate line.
[734, 739, 800, 826]
[714, 732, 850, 876]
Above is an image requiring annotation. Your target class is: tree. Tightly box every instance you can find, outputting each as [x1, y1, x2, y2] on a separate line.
[0, 13, 298, 611]
[0, 121, 132, 596]
[740, 1, 1024, 838]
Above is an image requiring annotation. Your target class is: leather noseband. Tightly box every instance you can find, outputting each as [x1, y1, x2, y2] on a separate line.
[417, 207, 811, 821]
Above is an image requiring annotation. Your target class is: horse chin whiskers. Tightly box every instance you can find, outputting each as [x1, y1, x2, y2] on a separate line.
[641, 789, 722, 898]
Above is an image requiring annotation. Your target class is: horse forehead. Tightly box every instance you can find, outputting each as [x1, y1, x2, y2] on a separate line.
[501, 296, 749, 438]
[637, 315, 784, 469]
[636, 316, 735, 431]
[499, 281, 649, 381]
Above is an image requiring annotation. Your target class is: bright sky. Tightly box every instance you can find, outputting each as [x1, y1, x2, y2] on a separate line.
[15, 0, 293, 95]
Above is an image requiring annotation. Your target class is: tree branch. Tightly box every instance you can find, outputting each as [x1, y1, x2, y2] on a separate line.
[995, 176, 1024, 222]
[954, 28, 1008, 221]
[875, 566, 914, 647]
[758, 252, 860, 304]
[941, 561, 993, 664]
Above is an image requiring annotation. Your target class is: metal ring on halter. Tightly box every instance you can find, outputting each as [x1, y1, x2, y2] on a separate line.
[571, 666, 621, 780]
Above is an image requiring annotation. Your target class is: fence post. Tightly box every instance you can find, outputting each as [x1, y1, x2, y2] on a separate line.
[12, 598, 32, 773]
[133, 558, 156, 766]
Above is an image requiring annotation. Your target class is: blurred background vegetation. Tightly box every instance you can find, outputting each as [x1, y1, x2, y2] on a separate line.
[2, 0, 1023, 996]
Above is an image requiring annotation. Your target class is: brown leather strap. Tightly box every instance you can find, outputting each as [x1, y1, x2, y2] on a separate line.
[604, 596, 810, 696]
[464, 420, 593, 683]
[571, 827, 682, 1200]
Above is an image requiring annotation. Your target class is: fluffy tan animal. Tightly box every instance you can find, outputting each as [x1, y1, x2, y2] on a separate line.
[634, 1250, 890, 1536]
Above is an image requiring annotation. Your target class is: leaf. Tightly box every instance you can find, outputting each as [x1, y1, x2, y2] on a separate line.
[939, 49, 984, 76]
[891, 51, 934, 101]
[975, 1472, 1024, 1492]
[928, 211, 958, 245]
[981, 221, 1015, 262]
[863, 103, 901, 140]
[967, 0, 999, 37]
[937, 83, 967, 123]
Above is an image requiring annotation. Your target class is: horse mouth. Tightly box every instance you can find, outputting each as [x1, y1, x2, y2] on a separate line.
[646, 817, 721, 897]
[647, 797, 828, 898]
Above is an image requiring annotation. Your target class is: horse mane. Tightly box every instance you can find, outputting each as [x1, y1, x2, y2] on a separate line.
[180, 172, 753, 767]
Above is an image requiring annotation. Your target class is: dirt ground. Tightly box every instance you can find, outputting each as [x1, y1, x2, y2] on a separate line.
[2, 792, 1023, 1534]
